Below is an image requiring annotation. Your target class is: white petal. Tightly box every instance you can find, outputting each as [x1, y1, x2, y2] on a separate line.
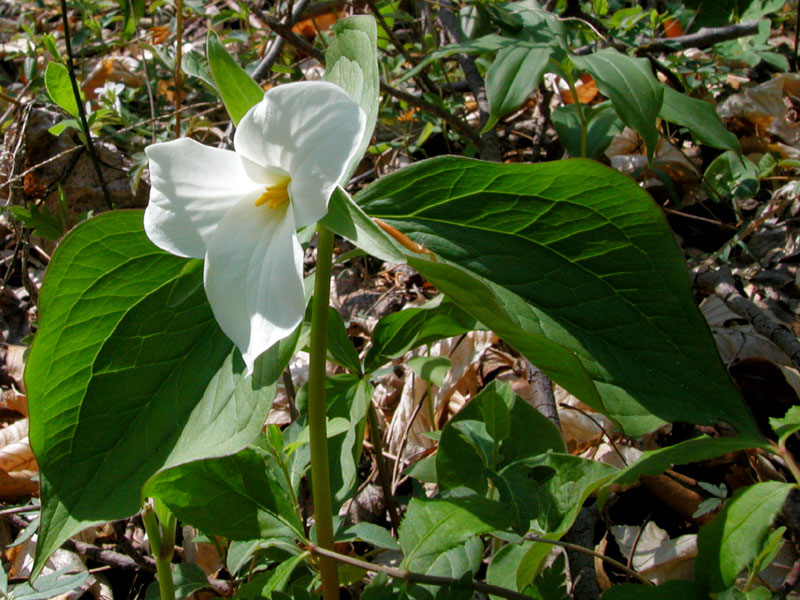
[144, 138, 264, 258]
[204, 199, 305, 374]
[234, 81, 367, 227]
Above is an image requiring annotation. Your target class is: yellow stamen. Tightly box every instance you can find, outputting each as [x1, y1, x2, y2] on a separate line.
[254, 177, 291, 209]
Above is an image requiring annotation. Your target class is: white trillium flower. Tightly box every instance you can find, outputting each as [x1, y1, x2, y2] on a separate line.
[144, 81, 367, 373]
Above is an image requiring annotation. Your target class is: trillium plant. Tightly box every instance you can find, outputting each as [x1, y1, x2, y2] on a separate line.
[24, 14, 795, 600]
[145, 81, 366, 373]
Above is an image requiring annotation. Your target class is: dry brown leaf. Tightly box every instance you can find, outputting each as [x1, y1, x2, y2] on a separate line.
[0, 417, 28, 448]
[183, 526, 222, 577]
[81, 57, 142, 101]
[561, 74, 599, 105]
[3, 343, 26, 391]
[0, 389, 27, 415]
[610, 521, 697, 584]
[0, 468, 37, 501]
[386, 331, 494, 463]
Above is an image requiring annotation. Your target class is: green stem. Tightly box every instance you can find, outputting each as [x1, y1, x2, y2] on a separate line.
[142, 501, 176, 600]
[308, 224, 339, 599]
[564, 71, 588, 158]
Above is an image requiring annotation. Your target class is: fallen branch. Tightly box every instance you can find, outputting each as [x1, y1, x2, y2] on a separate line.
[692, 266, 800, 371]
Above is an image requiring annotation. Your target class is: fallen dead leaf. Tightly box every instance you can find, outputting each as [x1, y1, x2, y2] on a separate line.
[610, 521, 697, 584]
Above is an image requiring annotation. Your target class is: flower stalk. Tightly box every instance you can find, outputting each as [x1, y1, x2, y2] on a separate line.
[142, 500, 177, 600]
[307, 223, 339, 599]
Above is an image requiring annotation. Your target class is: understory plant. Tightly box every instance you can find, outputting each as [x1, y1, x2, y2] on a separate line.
[22, 9, 799, 600]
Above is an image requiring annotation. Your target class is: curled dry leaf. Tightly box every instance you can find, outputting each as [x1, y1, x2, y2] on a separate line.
[183, 526, 223, 577]
[0, 418, 37, 501]
[719, 76, 800, 145]
[610, 521, 697, 584]
[386, 331, 494, 464]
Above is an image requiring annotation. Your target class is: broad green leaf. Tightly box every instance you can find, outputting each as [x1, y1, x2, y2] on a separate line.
[365, 294, 479, 373]
[234, 551, 309, 599]
[607, 436, 764, 488]
[45, 62, 79, 117]
[660, 86, 740, 154]
[206, 31, 263, 126]
[345, 522, 401, 550]
[324, 16, 379, 181]
[495, 453, 617, 575]
[321, 187, 406, 264]
[696, 481, 794, 592]
[426, 536, 483, 582]
[294, 375, 370, 507]
[407, 355, 451, 387]
[145, 447, 303, 540]
[326, 306, 363, 375]
[357, 156, 760, 438]
[181, 50, 217, 90]
[9, 568, 89, 600]
[478, 386, 510, 442]
[572, 49, 663, 162]
[499, 453, 617, 536]
[485, 45, 550, 131]
[437, 381, 564, 494]
[704, 150, 759, 201]
[27, 211, 275, 574]
[551, 102, 623, 158]
[398, 494, 513, 573]
[770, 405, 800, 447]
[600, 580, 709, 600]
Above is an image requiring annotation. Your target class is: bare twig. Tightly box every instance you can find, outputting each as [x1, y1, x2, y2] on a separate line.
[59, 0, 113, 210]
[174, 0, 184, 138]
[437, 1, 501, 161]
[255, 12, 478, 145]
[635, 20, 760, 54]
[524, 359, 561, 431]
[250, 0, 314, 83]
[692, 266, 800, 371]
[367, 402, 401, 530]
[525, 532, 654, 587]
[307, 543, 535, 600]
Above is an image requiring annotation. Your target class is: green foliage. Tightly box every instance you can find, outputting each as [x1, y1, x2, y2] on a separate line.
[571, 49, 663, 162]
[44, 61, 79, 117]
[600, 580, 709, 600]
[206, 30, 264, 125]
[324, 16, 380, 182]
[770, 405, 800, 447]
[398, 495, 513, 574]
[484, 44, 550, 131]
[660, 86, 740, 154]
[26, 212, 276, 574]
[144, 446, 303, 540]
[696, 481, 794, 592]
[357, 156, 759, 438]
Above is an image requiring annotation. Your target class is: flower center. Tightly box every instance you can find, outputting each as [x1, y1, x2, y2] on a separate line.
[254, 177, 291, 209]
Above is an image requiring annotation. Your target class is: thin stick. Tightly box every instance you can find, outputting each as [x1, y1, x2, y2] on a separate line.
[307, 543, 535, 600]
[367, 402, 401, 530]
[174, 0, 184, 138]
[255, 11, 479, 145]
[58, 0, 113, 210]
[525, 534, 654, 586]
